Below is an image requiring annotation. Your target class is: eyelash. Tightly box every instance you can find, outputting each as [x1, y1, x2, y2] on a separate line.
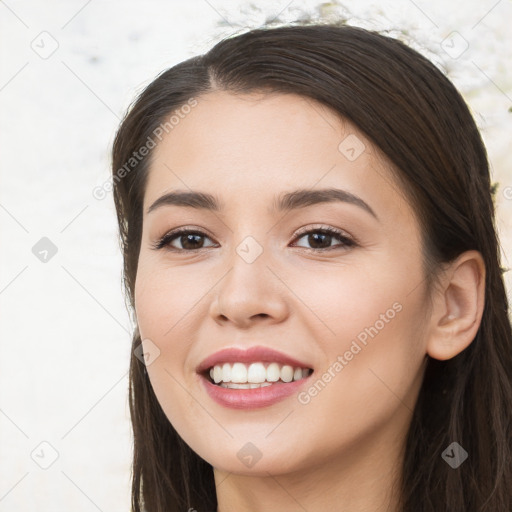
[151, 225, 357, 253]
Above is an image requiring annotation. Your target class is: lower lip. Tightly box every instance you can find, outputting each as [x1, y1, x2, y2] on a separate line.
[200, 374, 312, 409]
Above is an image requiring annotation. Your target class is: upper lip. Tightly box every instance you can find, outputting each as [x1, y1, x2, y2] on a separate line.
[196, 346, 313, 374]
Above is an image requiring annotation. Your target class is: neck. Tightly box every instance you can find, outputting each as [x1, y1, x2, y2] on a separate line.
[214, 422, 406, 512]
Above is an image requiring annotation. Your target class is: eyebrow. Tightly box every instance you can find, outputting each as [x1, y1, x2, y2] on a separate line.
[146, 188, 378, 220]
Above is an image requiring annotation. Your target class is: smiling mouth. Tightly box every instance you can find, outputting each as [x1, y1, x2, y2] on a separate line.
[203, 361, 314, 389]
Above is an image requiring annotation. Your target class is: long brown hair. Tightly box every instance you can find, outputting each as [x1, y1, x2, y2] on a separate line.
[111, 23, 512, 511]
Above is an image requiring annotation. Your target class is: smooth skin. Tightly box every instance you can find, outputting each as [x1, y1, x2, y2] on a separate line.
[134, 91, 485, 512]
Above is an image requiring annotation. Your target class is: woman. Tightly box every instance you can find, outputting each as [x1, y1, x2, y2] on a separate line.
[111, 23, 512, 512]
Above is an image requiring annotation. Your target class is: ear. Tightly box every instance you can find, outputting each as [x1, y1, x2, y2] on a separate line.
[426, 250, 486, 361]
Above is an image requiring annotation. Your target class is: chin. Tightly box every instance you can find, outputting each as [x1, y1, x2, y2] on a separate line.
[194, 439, 312, 476]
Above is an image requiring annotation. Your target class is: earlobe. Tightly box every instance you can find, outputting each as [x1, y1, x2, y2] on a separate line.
[426, 250, 486, 361]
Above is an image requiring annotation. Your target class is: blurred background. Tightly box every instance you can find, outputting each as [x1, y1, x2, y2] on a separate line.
[0, 0, 511, 510]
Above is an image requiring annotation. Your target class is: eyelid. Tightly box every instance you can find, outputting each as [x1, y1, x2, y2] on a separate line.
[293, 223, 353, 239]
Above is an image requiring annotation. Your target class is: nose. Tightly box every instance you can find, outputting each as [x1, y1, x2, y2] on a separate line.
[208, 248, 289, 329]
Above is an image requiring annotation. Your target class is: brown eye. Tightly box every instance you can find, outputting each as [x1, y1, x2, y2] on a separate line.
[152, 226, 356, 252]
[293, 227, 355, 251]
[153, 229, 216, 251]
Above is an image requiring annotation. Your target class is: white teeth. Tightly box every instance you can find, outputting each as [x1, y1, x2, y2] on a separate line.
[222, 363, 231, 383]
[213, 365, 223, 384]
[207, 361, 312, 385]
[247, 362, 267, 383]
[266, 362, 281, 382]
[281, 365, 294, 383]
[230, 362, 248, 383]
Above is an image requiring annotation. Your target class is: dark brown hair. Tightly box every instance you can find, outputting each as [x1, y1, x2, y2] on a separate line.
[111, 23, 512, 511]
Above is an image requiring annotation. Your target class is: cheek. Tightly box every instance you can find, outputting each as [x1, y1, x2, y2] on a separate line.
[133, 267, 203, 438]
[134, 264, 187, 399]
[133, 259, 214, 413]
[294, 302, 427, 468]
[287, 252, 417, 342]
[294, 252, 427, 425]
[134, 259, 206, 342]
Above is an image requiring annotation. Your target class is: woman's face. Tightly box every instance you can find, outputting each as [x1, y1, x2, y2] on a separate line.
[134, 91, 431, 475]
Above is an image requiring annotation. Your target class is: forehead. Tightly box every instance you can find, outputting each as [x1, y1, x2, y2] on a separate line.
[143, 90, 407, 219]
[151, 90, 357, 163]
